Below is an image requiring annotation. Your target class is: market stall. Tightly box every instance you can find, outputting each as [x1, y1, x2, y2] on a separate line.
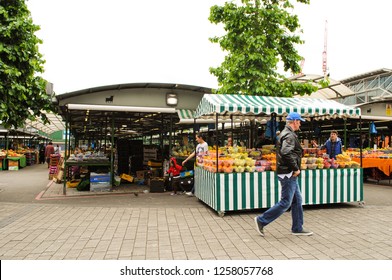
[7, 155, 27, 170]
[350, 149, 392, 182]
[193, 94, 364, 216]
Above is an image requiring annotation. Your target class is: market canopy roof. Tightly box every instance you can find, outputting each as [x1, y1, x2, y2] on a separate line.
[289, 73, 355, 100]
[194, 94, 361, 119]
[25, 112, 65, 135]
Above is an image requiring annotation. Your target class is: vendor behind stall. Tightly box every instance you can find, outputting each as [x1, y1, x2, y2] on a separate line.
[311, 130, 342, 159]
[182, 133, 208, 196]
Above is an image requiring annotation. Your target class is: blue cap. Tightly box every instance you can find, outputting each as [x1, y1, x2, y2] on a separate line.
[286, 112, 305, 122]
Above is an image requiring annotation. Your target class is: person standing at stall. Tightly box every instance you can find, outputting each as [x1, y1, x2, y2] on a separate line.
[226, 137, 233, 148]
[311, 130, 342, 159]
[254, 112, 313, 237]
[45, 141, 55, 168]
[182, 133, 209, 196]
[39, 143, 46, 164]
[54, 144, 61, 155]
[166, 157, 183, 195]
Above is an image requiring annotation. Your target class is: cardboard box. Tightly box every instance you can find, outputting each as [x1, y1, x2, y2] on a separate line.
[8, 160, 19, 166]
[136, 170, 149, 179]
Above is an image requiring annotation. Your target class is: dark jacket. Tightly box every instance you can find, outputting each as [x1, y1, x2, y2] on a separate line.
[322, 137, 342, 159]
[276, 125, 303, 174]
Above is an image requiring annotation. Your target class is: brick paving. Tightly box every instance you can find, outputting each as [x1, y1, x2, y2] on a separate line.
[0, 164, 391, 260]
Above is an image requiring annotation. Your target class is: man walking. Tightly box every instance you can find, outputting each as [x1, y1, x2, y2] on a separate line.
[254, 112, 313, 236]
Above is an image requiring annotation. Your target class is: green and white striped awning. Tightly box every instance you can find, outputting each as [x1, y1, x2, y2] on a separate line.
[194, 94, 361, 118]
[177, 109, 195, 120]
[176, 109, 249, 124]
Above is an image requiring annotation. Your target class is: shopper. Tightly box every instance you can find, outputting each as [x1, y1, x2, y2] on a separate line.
[182, 133, 208, 196]
[311, 130, 342, 159]
[54, 144, 61, 155]
[45, 142, 55, 168]
[166, 157, 183, 195]
[254, 112, 313, 237]
[39, 144, 46, 164]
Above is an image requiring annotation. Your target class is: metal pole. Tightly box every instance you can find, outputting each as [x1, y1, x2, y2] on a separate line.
[216, 113, 219, 172]
[63, 112, 69, 195]
[231, 114, 234, 143]
[111, 115, 114, 187]
[169, 114, 173, 157]
[359, 116, 363, 167]
[344, 118, 347, 151]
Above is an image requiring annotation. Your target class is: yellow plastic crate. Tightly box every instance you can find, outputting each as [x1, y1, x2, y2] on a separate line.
[67, 179, 81, 188]
[148, 160, 162, 167]
[120, 173, 134, 183]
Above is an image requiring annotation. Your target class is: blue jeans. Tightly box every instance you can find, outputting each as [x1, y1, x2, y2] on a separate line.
[257, 175, 304, 233]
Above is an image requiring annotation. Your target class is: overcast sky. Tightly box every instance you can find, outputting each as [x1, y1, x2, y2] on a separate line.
[26, 0, 391, 95]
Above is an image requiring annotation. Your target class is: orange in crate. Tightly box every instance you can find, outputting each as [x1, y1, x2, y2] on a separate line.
[8, 160, 19, 166]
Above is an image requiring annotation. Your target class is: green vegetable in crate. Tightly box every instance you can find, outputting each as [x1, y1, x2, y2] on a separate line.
[77, 178, 90, 191]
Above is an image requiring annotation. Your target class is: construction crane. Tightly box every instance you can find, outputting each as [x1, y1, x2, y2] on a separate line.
[322, 20, 328, 77]
[300, 58, 305, 74]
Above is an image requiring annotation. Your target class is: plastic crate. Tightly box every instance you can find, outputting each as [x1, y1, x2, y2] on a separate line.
[149, 179, 165, 193]
[90, 182, 111, 192]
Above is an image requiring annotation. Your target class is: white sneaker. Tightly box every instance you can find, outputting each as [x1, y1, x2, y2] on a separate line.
[185, 192, 194, 196]
[292, 229, 313, 236]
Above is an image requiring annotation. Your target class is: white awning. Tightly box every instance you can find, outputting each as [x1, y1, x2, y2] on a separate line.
[195, 94, 361, 119]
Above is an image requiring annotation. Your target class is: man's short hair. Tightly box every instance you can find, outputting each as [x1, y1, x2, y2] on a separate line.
[196, 133, 204, 139]
[331, 130, 338, 135]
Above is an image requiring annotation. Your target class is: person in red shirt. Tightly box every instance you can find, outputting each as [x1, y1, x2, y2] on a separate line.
[45, 141, 55, 168]
[166, 157, 183, 195]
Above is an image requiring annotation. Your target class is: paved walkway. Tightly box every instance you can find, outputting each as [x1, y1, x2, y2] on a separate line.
[0, 163, 391, 260]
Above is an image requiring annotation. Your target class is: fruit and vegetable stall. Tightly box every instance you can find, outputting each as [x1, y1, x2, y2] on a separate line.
[349, 148, 392, 182]
[0, 149, 28, 171]
[193, 94, 364, 216]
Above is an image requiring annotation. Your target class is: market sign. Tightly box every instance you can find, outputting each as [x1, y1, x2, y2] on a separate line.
[194, 94, 361, 118]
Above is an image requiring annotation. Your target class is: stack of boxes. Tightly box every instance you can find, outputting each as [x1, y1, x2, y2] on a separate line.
[90, 172, 111, 192]
[8, 159, 19, 171]
[48, 154, 60, 179]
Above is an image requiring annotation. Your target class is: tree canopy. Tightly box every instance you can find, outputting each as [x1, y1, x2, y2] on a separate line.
[0, 0, 54, 129]
[209, 0, 321, 97]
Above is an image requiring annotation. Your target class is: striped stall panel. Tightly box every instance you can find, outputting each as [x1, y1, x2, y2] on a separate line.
[299, 168, 363, 205]
[195, 167, 363, 214]
[195, 167, 217, 210]
[215, 171, 280, 211]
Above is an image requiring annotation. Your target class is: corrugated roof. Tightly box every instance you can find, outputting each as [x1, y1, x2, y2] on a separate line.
[340, 68, 392, 84]
[289, 73, 354, 99]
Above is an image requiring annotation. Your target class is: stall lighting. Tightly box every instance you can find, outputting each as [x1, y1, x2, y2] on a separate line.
[166, 93, 178, 106]
[67, 104, 176, 113]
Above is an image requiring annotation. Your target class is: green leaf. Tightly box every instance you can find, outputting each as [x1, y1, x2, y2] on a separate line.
[0, 0, 55, 129]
